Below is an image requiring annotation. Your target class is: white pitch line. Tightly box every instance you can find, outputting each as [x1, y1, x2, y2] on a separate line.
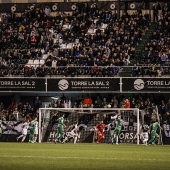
[0, 155, 168, 162]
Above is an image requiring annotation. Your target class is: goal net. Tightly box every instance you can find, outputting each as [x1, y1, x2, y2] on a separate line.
[39, 108, 141, 144]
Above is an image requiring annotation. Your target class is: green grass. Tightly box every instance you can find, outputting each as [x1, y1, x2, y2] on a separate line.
[0, 143, 170, 170]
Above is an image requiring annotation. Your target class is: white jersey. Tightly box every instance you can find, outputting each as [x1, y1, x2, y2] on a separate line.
[66, 124, 78, 138]
[140, 124, 149, 142]
[13, 111, 19, 121]
[71, 124, 77, 132]
[22, 122, 29, 135]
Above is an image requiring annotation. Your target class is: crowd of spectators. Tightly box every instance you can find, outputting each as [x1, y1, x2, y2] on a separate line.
[0, 96, 41, 122]
[0, 3, 151, 77]
[136, 2, 170, 77]
[0, 93, 170, 131]
[49, 93, 170, 126]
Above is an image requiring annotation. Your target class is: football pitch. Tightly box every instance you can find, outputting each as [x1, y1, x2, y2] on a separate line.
[0, 143, 170, 170]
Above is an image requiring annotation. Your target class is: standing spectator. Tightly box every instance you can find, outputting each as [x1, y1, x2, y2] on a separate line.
[159, 100, 166, 123]
[0, 102, 5, 111]
[33, 96, 42, 110]
[7, 102, 16, 114]
[101, 98, 108, 108]
[26, 102, 32, 110]
[112, 96, 119, 107]
[74, 96, 81, 108]
[131, 98, 136, 108]
[5, 111, 10, 121]
[21, 104, 29, 117]
[125, 99, 130, 108]
[132, 64, 139, 77]
[161, 53, 168, 64]
[64, 98, 71, 108]
[18, 102, 24, 111]
[165, 99, 170, 113]
[24, 113, 32, 122]
[164, 112, 170, 124]
[28, 108, 35, 118]
[152, 2, 161, 22]
[162, 3, 169, 16]
[13, 107, 19, 121]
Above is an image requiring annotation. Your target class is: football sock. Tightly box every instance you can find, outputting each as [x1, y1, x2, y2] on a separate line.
[147, 139, 153, 145]
[29, 135, 33, 141]
[63, 136, 68, 143]
[18, 135, 23, 139]
[74, 137, 77, 144]
[55, 133, 59, 140]
[114, 135, 117, 142]
[110, 136, 113, 143]
[22, 136, 26, 142]
[34, 137, 37, 142]
[153, 137, 159, 143]
[116, 136, 118, 144]
[97, 135, 103, 142]
[60, 134, 63, 141]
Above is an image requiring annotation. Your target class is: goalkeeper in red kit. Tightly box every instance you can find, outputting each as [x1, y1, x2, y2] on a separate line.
[95, 121, 105, 144]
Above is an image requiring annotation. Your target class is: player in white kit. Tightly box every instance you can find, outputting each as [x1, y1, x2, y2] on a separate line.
[140, 122, 149, 144]
[63, 120, 78, 144]
[33, 117, 39, 143]
[16, 119, 30, 143]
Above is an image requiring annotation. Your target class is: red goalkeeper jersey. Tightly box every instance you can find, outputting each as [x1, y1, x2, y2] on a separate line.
[96, 123, 105, 132]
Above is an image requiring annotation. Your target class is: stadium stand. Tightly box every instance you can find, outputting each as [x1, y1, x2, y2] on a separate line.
[0, 1, 169, 126]
[0, 3, 157, 77]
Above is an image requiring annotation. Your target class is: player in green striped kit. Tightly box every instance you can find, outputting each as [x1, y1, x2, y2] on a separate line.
[147, 119, 162, 146]
[54, 114, 65, 144]
[29, 117, 38, 143]
[109, 115, 124, 145]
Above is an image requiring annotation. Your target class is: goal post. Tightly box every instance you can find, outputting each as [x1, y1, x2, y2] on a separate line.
[38, 108, 140, 144]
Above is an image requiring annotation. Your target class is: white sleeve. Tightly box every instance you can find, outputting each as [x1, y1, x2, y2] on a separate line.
[111, 115, 117, 120]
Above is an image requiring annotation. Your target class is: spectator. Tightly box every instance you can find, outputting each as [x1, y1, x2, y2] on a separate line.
[33, 96, 42, 110]
[161, 53, 168, 64]
[21, 104, 29, 117]
[165, 99, 170, 113]
[13, 107, 20, 121]
[132, 63, 139, 77]
[7, 102, 16, 114]
[64, 98, 71, 108]
[125, 99, 130, 108]
[153, 2, 161, 22]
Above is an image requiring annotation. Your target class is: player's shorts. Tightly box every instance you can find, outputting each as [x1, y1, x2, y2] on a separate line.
[34, 128, 38, 135]
[110, 130, 114, 135]
[22, 129, 28, 135]
[30, 128, 34, 134]
[141, 132, 148, 141]
[151, 130, 159, 139]
[57, 126, 64, 133]
[98, 130, 104, 137]
[114, 128, 121, 135]
[66, 130, 76, 138]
